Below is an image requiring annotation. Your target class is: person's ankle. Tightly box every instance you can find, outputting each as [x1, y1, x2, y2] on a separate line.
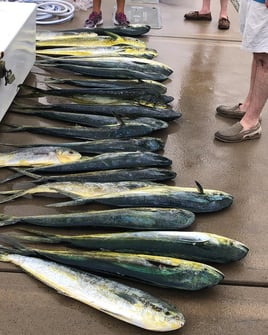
[239, 103, 247, 112]
[199, 10, 211, 15]
[240, 119, 260, 130]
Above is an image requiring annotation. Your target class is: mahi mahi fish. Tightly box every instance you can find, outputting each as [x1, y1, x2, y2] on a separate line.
[0, 239, 223, 291]
[0, 181, 155, 203]
[11, 102, 181, 121]
[18, 84, 172, 106]
[11, 229, 249, 264]
[16, 151, 172, 174]
[0, 251, 185, 331]
[36, 32, 147, 48]
[36, 56, 173, 81]
[0, 137, 165, 155]
[0, 181, 233, 214]
[1, 121, 162, 140]
[36, 46, 158, 58]
[0, 146, 81, 167]
[16, 167, 176, 184]
[0, 207, 195, 230]
[36, 25, 151, 38]
[44, 78, 167, 94]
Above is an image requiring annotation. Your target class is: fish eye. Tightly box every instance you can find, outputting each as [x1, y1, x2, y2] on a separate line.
[68, 150, 78, 155]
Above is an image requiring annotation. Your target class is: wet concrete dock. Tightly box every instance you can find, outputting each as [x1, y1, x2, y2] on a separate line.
[0, 0, 267, 334]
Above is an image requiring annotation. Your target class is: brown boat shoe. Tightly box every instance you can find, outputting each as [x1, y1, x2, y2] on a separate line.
[215, 122, 262, 143]
[184, 11, 212, 21]
[216, 103, 245, 119]
[218, 17, 230, 30]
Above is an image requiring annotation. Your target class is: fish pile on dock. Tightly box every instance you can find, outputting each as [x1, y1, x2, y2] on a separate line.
[0, 25, 248, 332]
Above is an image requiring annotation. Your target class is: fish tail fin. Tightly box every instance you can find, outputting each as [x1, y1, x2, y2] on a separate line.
[0, 142, 20, 148]
[0, 189, 31, 204]
[0, 235, 34, 256]
[44, 77, 62, 85]
[9, 108, 33, 116]
[35, 54, 55, 62]
[16, 228, 60, 244]
[0, 214, 18, 227]
[0, 123, 25, 133]
[12, 102, 51, 110]
[11, 167, 41, 180]
[0, 170, 25, 184]
[18, 84, 45, 98]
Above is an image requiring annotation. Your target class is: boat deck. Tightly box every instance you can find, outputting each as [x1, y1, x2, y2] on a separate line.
[0, 0, 267, 334]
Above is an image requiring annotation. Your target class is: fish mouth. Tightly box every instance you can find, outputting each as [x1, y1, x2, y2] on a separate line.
[236, 242, 249, 260]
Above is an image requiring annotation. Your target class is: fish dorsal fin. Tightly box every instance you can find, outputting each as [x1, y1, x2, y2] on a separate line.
[195, 180, 204, 194]
[113, 113, 125, 126]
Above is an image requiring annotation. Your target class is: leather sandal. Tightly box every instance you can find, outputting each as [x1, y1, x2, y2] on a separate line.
[218, 17, 230, 30]
[184, 11, 212, 21]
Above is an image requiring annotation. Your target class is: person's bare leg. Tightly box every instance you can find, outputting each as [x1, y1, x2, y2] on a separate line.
[91, 0, 101, 13]
[238, 57, 257, 112]
[219, 0, 228, 19]
[240, 53, 268, 130]
[199, 0, 211, 14]
[116, 0, 125, 13]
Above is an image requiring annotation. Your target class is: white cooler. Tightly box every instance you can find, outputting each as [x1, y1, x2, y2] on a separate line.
[0, 1, 36, 121]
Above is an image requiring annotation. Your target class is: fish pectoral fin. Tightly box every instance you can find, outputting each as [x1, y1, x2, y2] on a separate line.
[99, 307, 128, 320]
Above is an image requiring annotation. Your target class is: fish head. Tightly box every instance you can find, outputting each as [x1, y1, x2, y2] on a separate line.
[184, 187, 234, 213]
[55, 148, 81, 163]
[204, 190, 234, 212]
[208, 233, 249, 262]
[139, 299, 185, 331]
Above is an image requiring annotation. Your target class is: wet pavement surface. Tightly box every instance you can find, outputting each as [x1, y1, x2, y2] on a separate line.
[0, 1, 267, 334]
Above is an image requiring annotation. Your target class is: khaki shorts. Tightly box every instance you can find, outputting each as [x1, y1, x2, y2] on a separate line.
[239, 0, 268, 53]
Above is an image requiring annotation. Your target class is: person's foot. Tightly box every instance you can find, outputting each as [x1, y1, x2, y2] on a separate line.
[216, 103, 245, 119]
[84, 11, 103, 28]
[215, 122, 262, 143]
[114, 12, 129, 26]
[184, 11, 212, 21]
[218, 17, 230, 30]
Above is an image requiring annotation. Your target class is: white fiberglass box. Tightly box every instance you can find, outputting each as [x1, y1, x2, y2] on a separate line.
[0, 1, 36, 120]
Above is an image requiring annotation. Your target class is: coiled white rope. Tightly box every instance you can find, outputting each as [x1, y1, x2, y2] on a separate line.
[13, 0, 79, 24]
[37, 1, 76, 24]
